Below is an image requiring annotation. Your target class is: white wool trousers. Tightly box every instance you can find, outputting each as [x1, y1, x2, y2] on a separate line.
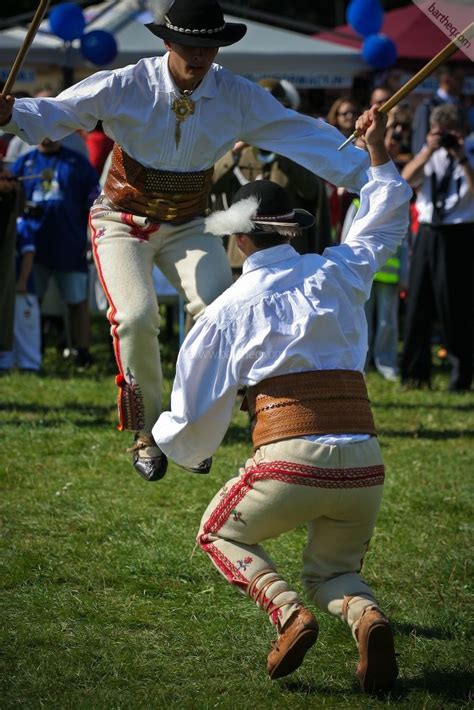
[198, 437, 385, 632]
[90, 201, 232, 432]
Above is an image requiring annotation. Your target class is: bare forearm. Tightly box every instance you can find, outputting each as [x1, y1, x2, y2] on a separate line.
[402, 147, 433, 185]
[367, 141, 390, 167]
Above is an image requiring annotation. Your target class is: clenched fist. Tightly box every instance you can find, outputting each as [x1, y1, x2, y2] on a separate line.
[0, 94, 15, 126]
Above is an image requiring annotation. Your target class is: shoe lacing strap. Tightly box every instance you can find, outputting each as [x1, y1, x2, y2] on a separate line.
[353, 604, 385, 642]
[341, 595, 353, 623]
[127, 435, 156, 453]
[248, 569, 284, 614]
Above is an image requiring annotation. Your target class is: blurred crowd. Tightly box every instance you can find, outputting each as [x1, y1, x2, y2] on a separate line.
[1, 63, 473, 390]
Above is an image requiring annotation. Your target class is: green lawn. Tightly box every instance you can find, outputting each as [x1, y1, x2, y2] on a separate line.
[1, 336, 473, 709]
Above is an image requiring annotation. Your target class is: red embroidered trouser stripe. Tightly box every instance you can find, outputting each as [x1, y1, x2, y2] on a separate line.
[89, 201, 233, 431]
[197, 437, 385, 628]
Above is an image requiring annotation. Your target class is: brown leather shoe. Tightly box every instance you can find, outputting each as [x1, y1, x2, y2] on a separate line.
[267, 607, 318, 680]
[355, 606, 398, 693]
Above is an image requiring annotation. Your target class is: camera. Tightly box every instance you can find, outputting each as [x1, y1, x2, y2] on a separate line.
[439, 131, 460, 150]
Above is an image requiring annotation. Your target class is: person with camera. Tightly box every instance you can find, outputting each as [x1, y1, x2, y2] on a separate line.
[400, 104, 474, 391]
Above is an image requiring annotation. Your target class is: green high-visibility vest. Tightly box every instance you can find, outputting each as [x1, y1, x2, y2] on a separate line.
[352, 198, 400, 284]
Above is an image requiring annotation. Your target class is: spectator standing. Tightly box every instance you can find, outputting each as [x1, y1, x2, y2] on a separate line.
[10, 139, 100, 370]
[369, 85, 391, 110]
[0, 167, 22, 353]
[401, 104, 474, 391]
[0, 217, 41, 373]
[411, 65, 465, 156]
[326, 97, 361, 242]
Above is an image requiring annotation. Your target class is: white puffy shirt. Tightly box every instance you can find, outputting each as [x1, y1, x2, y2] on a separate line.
[3, 53, 369, 192]
[153, 160, 412, 467]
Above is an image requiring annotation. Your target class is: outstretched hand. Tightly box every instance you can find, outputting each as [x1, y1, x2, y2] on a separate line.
[0, 94, 15, 126]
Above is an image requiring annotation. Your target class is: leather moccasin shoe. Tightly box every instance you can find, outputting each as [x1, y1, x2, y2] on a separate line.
[183, 457, 212, 474]
[130, 435, 168, 481]
[267, 606, 319, 680]
[355, 606, 398, 693]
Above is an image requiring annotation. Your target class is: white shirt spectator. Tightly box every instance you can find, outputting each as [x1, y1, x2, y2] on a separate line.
[415, 146, 474, 224]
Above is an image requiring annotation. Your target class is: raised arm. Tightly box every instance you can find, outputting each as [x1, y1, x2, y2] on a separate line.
[240, 83, 370, 194]
[324, 108, 412, 297]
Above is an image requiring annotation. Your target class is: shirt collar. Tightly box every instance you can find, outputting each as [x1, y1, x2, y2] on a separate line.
[158, 53, 218, 99]
[436, 88, 458, 103]
[242, 243, 298, 275]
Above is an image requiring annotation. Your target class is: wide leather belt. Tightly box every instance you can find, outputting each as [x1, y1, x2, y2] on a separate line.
[103, 144, 214, 223]
[243, 370, 376, 450]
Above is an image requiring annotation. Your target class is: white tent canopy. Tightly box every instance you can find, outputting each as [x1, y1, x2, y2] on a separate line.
[0, 0, 369, 89]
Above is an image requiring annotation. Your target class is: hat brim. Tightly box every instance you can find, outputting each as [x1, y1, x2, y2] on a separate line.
[254, 208, 315, 232]
[145, 22, 247, 47]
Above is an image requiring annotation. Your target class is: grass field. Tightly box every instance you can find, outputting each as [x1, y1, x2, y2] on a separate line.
[1, 331, 473, 709]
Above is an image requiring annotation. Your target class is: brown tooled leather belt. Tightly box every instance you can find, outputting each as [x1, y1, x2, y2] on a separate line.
[103, 144, 214, 223]
[242, 370, 376, 450]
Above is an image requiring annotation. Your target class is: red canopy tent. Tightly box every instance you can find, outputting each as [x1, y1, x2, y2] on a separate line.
[315, 4, 468, 64]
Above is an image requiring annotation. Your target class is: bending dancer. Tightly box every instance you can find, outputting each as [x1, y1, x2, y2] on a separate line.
[153, 109, 411, 691]
[0, 0, 369, 482]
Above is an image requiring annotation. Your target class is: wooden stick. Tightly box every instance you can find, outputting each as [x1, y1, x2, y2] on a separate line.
[1, 0, 51, 97]
[338, 21, 474, 150]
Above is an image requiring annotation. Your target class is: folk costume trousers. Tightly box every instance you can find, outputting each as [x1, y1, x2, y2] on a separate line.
[90, 201, 233, 432]
[198, 437, 385, 635]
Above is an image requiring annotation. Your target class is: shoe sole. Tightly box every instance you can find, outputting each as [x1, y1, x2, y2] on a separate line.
[269, 627, 318, 680]
[358, 622, 398, 693]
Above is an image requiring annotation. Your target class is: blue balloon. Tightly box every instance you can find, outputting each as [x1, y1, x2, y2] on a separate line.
[347, 0, 383, 38]
[362, 34, 398, 70]
[49, 3, 85, 41]
[80, 30, 118, 66]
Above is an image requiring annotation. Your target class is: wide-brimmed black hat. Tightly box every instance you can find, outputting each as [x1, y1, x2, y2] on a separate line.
[146, 0, 247, 47]
[205, 180, 315, 238]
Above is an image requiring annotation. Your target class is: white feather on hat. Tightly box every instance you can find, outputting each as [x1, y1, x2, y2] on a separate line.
[149, 0, 175, 24]
[205, 196, 259, 236]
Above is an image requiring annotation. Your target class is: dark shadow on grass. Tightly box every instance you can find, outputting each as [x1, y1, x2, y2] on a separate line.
[0, 401, 113, 427]
[282, 679, 345, 696]
[373, 401, 473, 413]
[395, 669, 474, 703]
[378, 428, 473, 440]
[224, 422, 251, 444]
[393, 621, 457, 641]
[284, 669, 473, 703]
